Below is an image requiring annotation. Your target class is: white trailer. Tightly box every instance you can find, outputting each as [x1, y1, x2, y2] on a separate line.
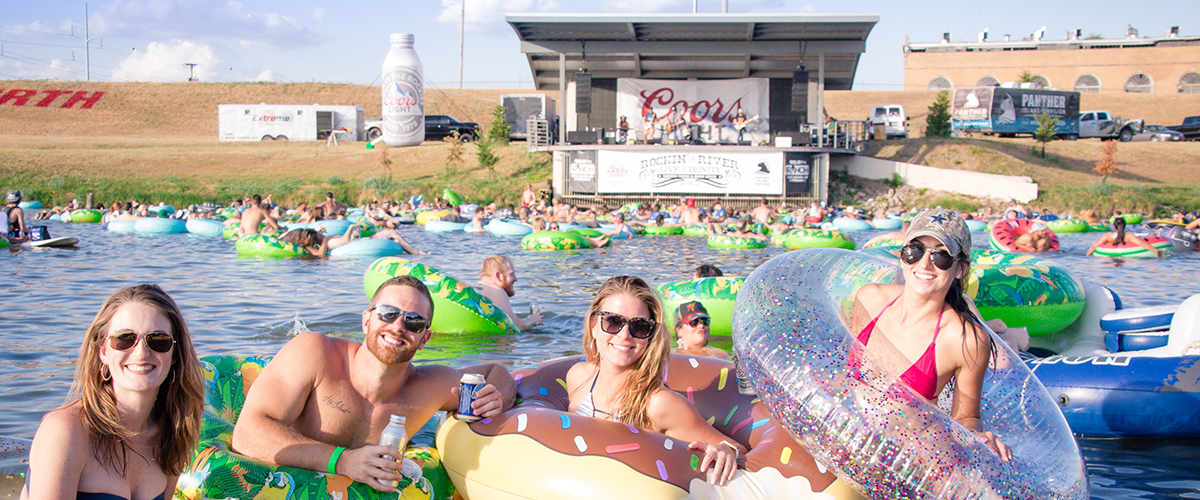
[501, 94, 556, 141]
[218, 104, 365, 142]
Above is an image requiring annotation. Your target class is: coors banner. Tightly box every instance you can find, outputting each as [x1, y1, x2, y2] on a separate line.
[616, 78, 769, 145]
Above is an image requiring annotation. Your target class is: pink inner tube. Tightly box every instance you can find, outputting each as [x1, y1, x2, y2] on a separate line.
[990, 218, 1060, 252]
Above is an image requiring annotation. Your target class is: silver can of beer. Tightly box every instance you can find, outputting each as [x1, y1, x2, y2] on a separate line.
[457, 373, 486, 422]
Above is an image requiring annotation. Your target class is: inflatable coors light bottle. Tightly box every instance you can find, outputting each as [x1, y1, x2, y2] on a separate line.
[381, 33, 424, 147]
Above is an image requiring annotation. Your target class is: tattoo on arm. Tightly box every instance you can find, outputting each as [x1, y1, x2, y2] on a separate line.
[321, 394, 351, 414]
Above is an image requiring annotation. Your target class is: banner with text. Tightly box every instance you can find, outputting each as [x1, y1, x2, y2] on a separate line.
[567, 150, 598, 193]
[615, 78, 769, 145]
[595, 150, 783, 195]
[783, 152, 814, 195]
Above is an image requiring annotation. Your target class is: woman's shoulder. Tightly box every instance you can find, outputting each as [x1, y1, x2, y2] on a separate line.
[34, 404, 89, 450]
[564, 360, 595, 392]
[856, 283, 900, 305]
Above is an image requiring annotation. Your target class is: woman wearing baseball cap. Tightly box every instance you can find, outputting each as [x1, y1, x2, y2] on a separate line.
[851, 208, 1012, 462]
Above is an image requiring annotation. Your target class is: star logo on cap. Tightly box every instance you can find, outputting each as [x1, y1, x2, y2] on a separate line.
[929, 213, 949, 225]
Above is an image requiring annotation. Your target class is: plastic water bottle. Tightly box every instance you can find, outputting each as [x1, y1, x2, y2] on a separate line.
[381, 33, 424, 147]
[378, 414, 407, 488]
[529, 298, 539, 315]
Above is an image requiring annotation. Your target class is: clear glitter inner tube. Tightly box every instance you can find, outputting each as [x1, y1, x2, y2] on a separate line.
[732, 248, 1089, 500]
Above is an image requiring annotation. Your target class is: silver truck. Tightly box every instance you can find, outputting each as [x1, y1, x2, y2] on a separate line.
[1079, 110, 1142, 142]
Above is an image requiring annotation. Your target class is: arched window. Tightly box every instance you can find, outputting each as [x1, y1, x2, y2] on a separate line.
[976, 76, 999, 87]
[1030, 75, 1050, 89]
[1180, 72, 1200, 94]
[1074, 75, 1101, 93]
[1125, 73, 1153, 93]
[928, 77, 952, 91]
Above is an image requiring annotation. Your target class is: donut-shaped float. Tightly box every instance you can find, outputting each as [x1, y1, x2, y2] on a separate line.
[556, 222, 587, 231]
[989, 218, 1060, 252]
[1092, 235, 1173, 258]
[732, 248, 1088, 499]
[486, 219, 533, 237]
[599, 223, 637, 239]
[222, 221, 241, 240]
[831, 217, 871, 232]
[355, 219, 377, 238]
[782, 229, 855, 251]
[186, 219, 225, 237]
[18, 200, 42, 209]
[707, 234, 767, 249]
[568, 228, 611, 247]
[656, 276, 743, 337]
[966, 250, 1087, 336]
[436, 355, 857, 500]
[235, 234, 310, 258]
[642, 225, 684, 236]
[521, 231, 590, 251]
[70, 209, 103, 223]
[134, 217, 187, 234]
[0, 237, 10, 248]
[310, 219, 353, 236]
[1047, 218, 1088, 234]
[871, 218, 901, 230]
[148, 205, 175, 218]
[1111, 213, 1143, 225]
[106, 220, 138, 233]
[177, 355, 454, 500]
[425, 220, 467, 233]
[768, 228, 795, 246]
[965, 219, 988, 232]
[363, 257, 518, 335]
[328, 239, 405, 258]
[416, 210, 449, 226]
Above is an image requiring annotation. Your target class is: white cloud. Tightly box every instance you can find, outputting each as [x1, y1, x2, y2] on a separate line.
[436, 0, 560, 35]
[91, 0, 329, 50]
[253, 69, 275, 82]
[110, 40, 219, 82]
[0, 58, 80, 80]
[312, 8, 328, 23]
[600, 0, 687, 13]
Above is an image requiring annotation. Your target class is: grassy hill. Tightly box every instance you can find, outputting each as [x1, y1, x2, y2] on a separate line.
[0, 80, 1196, 213]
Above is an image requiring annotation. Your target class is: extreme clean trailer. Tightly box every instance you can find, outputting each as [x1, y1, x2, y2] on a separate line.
[501, 94, 556, 141]
[950, 87, 1080, 140]
[218, 104, 366, 142]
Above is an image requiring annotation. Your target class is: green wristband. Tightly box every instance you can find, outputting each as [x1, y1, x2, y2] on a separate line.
[328, 446, 346, 475]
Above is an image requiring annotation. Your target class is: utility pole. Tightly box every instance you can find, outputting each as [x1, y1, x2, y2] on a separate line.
[81, 3, 101, 81]
[459, 0, 465, 89]
[184, 63, 197, 81]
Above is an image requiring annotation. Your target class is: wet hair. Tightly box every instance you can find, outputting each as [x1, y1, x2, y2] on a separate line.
[370, 275, 434, 319]
[532, 218, 547, 232]
[251, 194, 262, 205]
[694, 264, 723, 278]
[580, 276, 667, 430]
[69, 284, 203, 477]
[655, 214, 665, 226]
[481, 255, 512, 279]
[281, 228, 322, 248]
[1113, 217, 1127, 244]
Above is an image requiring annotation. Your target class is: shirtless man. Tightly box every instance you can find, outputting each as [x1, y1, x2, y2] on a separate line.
[671, 301, 730, 360]
[475, 255, 543, 331]
[238, 194, 280, 236]
[750, 198, 775, 225]
[1013, 222, 1052, 252]
[318, 192, 348, 217]
[521, 184, 537, 208]
[678, 199, 702, 226]
[232, 276, 515, 491]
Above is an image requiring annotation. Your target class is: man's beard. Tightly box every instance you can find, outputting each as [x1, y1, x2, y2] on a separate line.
[365, 325, 418, 365]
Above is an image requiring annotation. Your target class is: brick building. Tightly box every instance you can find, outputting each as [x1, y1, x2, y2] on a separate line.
[904, 27, 1200, 94]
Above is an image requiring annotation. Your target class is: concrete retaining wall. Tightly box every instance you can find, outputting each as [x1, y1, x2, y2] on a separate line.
[830, 155, 1039, 203]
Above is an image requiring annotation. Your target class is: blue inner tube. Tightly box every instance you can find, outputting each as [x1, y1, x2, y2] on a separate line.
[134, 218, 187, 234]
[18, 201, 42, 209]
[310, 219, 353, 236]
[425, 220, 468, 232]
[832, 217, 872, 232]
[486, 219, 533, 237]
[185, 219, 225, 237]
[106, 220, 137, 233]
[328, 238, 405, 258]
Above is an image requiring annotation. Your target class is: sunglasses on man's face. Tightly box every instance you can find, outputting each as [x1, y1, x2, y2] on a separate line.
[371, 304, 429, 333]
[594, 312, 657, 339]
[900, 243, 959, 271]
[108, 330, 176, 353]
[686, 317, 710, 328]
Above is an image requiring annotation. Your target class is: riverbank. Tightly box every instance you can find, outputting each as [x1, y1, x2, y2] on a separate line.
[1, 81, 1196, 214]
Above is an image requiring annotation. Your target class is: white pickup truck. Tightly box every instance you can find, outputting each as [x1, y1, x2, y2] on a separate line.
[1079, 110, 1142, 142]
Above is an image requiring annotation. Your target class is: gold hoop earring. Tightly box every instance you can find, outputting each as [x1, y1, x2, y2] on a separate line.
[101, 365, 111, 382]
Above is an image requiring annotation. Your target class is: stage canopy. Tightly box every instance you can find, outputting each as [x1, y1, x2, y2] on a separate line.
[507, 13, 879, 91]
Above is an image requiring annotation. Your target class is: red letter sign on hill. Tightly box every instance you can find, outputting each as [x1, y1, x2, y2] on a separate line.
[0, 89, 105, 108]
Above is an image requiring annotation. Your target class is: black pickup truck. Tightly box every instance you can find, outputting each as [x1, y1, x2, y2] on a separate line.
[365, 115, 480, 142]
[1167, 115, 1200, 141]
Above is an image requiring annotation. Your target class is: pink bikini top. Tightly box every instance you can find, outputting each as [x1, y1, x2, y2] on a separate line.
[856, 295, 944, 400]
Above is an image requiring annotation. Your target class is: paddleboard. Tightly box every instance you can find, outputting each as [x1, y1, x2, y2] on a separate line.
[28, 236, 79, 248]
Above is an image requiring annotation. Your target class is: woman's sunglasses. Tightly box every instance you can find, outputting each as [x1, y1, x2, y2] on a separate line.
[900, 243, 960, 271]
[371, 304, 429, 333]
[594, 312, 656, 339]
[109, 330, 176, 353]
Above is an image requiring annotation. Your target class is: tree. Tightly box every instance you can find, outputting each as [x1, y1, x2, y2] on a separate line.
[1017, 70, 1036, 83]
[475, 136, 501, 179]
[487, 105, 511, 146]
[1033, 112, 1059, 158]
[925, 90, 952, 138]
[1094, 140, 1119, 182]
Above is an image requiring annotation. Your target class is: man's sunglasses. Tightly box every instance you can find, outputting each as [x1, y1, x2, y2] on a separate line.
[371, 304, 429, 332]
[900, 243, 960, 271]
[687, 317, 710, 328]
[109, 330, 176, 353]
[594, 312, 657, 340]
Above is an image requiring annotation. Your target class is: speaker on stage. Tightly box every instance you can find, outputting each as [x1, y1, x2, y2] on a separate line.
[791, 69, 809, 113]
[575, 72, 592, 114]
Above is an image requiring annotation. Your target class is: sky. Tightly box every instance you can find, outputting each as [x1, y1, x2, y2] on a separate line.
[0, 0, 1194, 91]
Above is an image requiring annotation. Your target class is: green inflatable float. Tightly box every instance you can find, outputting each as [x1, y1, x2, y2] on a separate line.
[236, 233, 310, 258]
[782, 229, 855, 250]
[655, 276, 744, 338]
[442, 188, 463, 206]
[965, 250, 1086, 336]
[521, 231, 591, 251]
[176, 355, 454, 500]
[363, 257, 519, 335]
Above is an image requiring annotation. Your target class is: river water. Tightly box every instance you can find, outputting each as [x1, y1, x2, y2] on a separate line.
[1, 217, 1197, 498]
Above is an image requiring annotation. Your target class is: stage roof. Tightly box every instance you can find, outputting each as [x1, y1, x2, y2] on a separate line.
[507, 13, 879, 91]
